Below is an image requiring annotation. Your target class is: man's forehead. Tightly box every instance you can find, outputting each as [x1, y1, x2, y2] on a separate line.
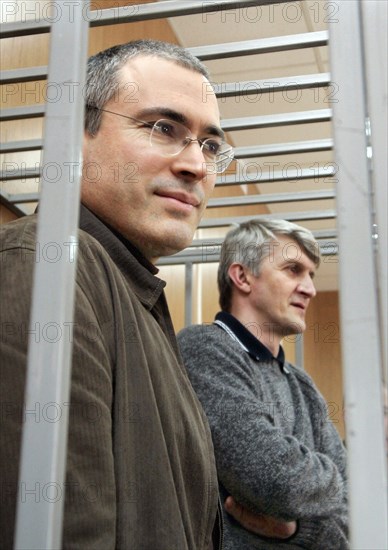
[114, 56, 220, 128]
[269, 236, 316, 266]
[118, 55, 206, 85]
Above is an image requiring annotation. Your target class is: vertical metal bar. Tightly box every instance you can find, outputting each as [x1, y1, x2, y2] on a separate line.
[361, 0, 387, 380]
[185, 263, 193, 327]
[294, 333, 304, 369]
[329, 2, 387, 548]
[14, 2, 90, 549]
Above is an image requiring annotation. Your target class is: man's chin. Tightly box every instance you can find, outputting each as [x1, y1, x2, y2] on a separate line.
[152, 233, 195, 260]
[286, 319, 306, 335]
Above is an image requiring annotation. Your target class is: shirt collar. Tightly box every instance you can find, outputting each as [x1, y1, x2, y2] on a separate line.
[214, 311, 287, 371]
[79, 204, 165, 310]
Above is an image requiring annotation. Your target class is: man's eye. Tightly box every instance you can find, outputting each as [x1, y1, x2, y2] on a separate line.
[153, 121, 177, 138]
[203, 139, 221, 155]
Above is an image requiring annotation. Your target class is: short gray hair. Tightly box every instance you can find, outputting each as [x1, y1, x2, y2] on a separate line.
[84, 39, 211, 136]
[218, 218, 320, 312]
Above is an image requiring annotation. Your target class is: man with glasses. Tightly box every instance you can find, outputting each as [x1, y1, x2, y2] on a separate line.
[1, 40, 291, 549]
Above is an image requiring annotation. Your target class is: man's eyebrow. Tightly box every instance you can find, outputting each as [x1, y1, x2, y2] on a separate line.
[282, 258, 316, 276]
[136, 107, 225, 139]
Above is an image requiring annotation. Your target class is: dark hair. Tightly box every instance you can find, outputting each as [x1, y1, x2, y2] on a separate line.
[84, 39, 211, 135]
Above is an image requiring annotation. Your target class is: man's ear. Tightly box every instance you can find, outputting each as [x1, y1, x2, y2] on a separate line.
[228, 263, 251, 294]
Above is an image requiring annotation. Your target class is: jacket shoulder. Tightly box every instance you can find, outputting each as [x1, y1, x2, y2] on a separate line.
[0, 215, 38, 252]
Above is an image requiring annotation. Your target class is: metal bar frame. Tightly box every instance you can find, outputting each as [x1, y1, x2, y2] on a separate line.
[198, 209, 336, 229]
[0, 139, 43, 153]
[188, 229, 337, 248]
[94, 0, 292, 26]
[189, 31, 328, 60]
[361, 1, 387, 379]
[234, 138, 333, 158]
[0, 189, 27, 217]
[0, 167, 40, 181]
[3, 192, 41, 204]
[0, 69, 329, 94]
[221, 109, 332, 131]
[14, 2, 90, 548]
[206, 189, 335, 208]
[329, 1, 387, 548]
[0, 66, 47, 83]
[213, 72, 331, 98]
[185, 263, 194, 327]
[216, 165, 337, 186]
[0, 0, 295, 37]
[0, 105, 45, 121]
[158, 241, 338, 266]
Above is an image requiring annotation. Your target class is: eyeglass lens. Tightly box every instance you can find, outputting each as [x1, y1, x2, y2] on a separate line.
[150, 119, 234, 173]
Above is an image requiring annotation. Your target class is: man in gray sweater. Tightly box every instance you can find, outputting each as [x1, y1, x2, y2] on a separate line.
[178, 219, 348, 549]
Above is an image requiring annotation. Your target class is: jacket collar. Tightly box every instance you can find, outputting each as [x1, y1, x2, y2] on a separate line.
[79, 204, 166, 310]
[214, 311, 287, 369]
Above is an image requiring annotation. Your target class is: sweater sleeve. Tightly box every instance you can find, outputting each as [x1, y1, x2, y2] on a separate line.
[178, 325, 347, 525]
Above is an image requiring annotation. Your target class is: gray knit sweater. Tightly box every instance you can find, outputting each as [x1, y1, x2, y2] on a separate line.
[178, 312, 348, 549]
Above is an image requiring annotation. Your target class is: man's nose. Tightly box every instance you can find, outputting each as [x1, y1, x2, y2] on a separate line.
[298, 275, 317, 297]
[170, 141, 211, 182]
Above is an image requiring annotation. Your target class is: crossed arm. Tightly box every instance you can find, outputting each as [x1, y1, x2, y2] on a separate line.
[225, 497, 297, 539]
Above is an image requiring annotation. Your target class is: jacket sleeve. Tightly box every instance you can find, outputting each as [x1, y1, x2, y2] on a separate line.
[0, 244, 117, 550]
[178, 326, 347, 530]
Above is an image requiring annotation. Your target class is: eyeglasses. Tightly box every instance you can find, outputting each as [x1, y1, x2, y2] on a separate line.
[90, 106, 234, 174]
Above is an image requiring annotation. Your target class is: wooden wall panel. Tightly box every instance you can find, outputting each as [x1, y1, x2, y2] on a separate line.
[158, 264, 186, 334]
[0, 205, 18, 224]
[304, 291, 345, 440]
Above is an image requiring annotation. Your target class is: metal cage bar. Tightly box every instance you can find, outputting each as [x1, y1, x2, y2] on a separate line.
[13, 2, 90, 548]
[329, 1, 387, 548]
[0, 0, 293, 37]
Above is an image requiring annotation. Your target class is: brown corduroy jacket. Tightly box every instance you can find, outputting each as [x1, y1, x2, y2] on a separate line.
[0, 205, 221, 549]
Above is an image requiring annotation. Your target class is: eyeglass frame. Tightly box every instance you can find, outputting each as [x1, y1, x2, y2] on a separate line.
[87, 105, 234, 174]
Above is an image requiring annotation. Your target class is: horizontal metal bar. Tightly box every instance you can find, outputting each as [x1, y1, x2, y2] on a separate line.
[93, 0, 289, 26]
[0, 66, 47, 84]
[0, 167, 40, 181]
[0, 69, 330, 94]
[0, 189, 28, 216]
[0, 19, 50, 38]
[214, 73, 331, 98]
[1, 139, 43, 153]
[189, 31, 328, 61]
[0, 105, 45, 121]
[176, 239, 339, 258]
[5, 193, 39, 204]
[221, 109, 332, 131]
[189, 229, 338, 248]
[235, 138, 333, 158]
[158, 240, 338, 266]
[198, 209, 336, 228]
[216, 165, 337, 186]
[0, 0, 289, 36]
[207, 189, 335, 208]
